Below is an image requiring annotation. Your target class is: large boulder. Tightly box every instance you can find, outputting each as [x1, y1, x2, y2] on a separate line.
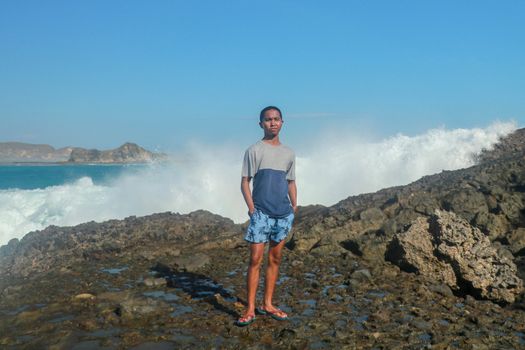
[385, 217, 457, 287]
[386, 210, 523, 303]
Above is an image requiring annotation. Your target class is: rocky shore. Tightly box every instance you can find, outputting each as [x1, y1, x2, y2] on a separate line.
[1, 129, 524, 349]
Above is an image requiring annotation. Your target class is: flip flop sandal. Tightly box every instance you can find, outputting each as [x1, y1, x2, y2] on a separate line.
[256, 307, 288, 321]
[235, 314, 256, 326]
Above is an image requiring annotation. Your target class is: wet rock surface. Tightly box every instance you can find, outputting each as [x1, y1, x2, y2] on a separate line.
[0, 128, 524, 349]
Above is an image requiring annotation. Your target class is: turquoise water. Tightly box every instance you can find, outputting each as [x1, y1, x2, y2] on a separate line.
[0, 164, 145, 190]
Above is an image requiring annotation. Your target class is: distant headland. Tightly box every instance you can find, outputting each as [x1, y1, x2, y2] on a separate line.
[0, 142, 167, 164]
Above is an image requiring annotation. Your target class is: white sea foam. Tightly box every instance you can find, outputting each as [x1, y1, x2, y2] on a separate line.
[0, 121, 517, 246]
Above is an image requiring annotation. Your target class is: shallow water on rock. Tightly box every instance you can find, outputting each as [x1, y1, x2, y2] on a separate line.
[276, 275, 291, 285]
[309, 339, 329, 349]
[169, 331, 196, 343]
[515, 332, 525, 345]
[98, 281, 121, 292]
[418, 333, 432, 342]
[226, 269, 239, 276]
[88, 328, 122, 337]
[143, 291, 179, 301]
[16, 335, 35, 342]
[367, 290, 388, 298]
[128, 341, 174, 350]
[303, 272, 317, 280]
[170, 304, 193, 317]
[48, 314, 74, 323]
[438, 319, 450, 326]
[353, 314, 369, 330]
[100, 266, 128, 274]
[5, 304, 30, 315]
[299, 299, 317, 316]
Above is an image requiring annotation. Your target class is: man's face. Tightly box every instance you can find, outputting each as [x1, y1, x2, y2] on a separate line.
[259, 109, 283, 137]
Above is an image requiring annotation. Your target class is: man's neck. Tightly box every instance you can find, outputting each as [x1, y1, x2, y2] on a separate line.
[262, 135, 281, 146]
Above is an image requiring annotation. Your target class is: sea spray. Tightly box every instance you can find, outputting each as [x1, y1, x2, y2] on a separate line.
[0, 121, 517, 246]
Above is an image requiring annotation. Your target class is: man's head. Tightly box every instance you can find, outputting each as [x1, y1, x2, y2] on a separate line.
[259, 106, 283, 138]
[259, 106, 282, 122]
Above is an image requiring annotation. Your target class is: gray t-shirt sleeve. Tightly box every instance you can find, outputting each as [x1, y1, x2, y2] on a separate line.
[241, 148, 255, 178]
[286, 152, 296, 180]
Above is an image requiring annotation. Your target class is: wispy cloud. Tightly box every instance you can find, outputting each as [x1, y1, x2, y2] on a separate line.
[286, 112, 339, 119]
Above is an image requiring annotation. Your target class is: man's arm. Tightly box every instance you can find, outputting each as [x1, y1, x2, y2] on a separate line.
[241, 176, 256, 216]
[288, 180, 297, 213]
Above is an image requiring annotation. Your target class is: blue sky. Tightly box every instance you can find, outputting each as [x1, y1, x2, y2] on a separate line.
[1, 1, 523, 151]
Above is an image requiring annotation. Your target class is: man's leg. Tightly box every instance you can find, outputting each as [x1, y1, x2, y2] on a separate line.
[262, 239, 286, 313]
[240, 242, 265, 320]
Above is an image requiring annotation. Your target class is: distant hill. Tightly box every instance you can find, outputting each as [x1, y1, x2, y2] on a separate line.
[68, 142, 166, 163]
[0, 142, 166, 164]
[0, 142, 72, 163]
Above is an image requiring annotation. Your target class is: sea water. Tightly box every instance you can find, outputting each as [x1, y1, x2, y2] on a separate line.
[0, 164, 144, 190]
[0, 164, 150, 246]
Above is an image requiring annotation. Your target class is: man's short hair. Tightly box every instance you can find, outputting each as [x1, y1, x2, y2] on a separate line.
[260, 106, 282, 122]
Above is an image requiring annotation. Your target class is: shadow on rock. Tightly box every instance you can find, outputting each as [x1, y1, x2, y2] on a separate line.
[151, 262, 239, 317]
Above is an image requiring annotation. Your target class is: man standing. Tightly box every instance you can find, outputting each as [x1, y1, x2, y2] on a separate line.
[237, 106, 297, 326]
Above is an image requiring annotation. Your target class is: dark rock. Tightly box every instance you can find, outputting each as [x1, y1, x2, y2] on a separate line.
[442, 190, 488, 223]
[428, 284, 454, 298]
[0, 211, 238, 277]
[359, 208, 385, 222]
[507, 228, 525, 254]
[477, 128, 525, 162]
[117, 294, 169, 320]
[350, 269, 372, 282]
[172, 253, 210, 272]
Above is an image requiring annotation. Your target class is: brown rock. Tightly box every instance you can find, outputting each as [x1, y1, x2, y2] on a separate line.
[387, 210, 523, 303]
[385, 217, 457, 288]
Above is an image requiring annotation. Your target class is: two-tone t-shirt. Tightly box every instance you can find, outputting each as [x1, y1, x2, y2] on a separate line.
[242, 140, 295, 218]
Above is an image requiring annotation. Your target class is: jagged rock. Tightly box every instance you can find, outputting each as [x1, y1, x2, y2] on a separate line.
[385, 217, 457, 288]
[428, 283, 454, 298]
[508, 228, 525, 255]
[477, 128, 525, 163]
[387, 210, 523, 303]
[359, 208, 385, 222]
[350, 269, 372, 282]
[0, 211, 239, 277]
[442, 190, 488, 223]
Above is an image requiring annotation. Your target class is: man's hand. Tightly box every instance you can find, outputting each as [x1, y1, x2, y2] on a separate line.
[241, 177, 256, 218]
[292, 205, 298, 214]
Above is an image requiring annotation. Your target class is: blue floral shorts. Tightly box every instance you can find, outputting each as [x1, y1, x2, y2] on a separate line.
[245, 209, 295, 244]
